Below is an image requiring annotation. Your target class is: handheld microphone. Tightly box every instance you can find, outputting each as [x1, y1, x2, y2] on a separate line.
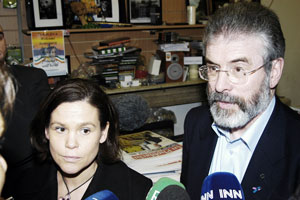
[146, 177, 190, 200]
[201, 172, 245, 200]
[84, 189, 119, 200]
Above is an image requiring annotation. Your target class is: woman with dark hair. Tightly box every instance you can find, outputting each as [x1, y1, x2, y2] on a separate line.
[26, 78, 152, 200]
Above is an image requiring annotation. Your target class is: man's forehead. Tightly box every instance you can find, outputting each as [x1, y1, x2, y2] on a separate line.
[205, 34, 266, 65]
[207, 32, 267, 47]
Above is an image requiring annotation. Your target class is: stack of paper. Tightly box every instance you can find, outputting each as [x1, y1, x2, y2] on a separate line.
[158, 42, 190, 52]
[120, 130, 182, 182]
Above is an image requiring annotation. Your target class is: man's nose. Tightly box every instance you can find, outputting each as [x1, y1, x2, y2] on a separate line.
[214, 71, 233, 93]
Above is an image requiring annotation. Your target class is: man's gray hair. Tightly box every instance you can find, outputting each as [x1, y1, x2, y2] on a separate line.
[203, 2, 285, 74]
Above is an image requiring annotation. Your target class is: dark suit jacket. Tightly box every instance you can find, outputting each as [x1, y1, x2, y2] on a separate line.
[16, 160, 152, 200]
[0, 65, 50, 197]
[180, 98, 300, 200]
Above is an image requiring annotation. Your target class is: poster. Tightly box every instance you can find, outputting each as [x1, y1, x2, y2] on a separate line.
[31, 30, 67, 77]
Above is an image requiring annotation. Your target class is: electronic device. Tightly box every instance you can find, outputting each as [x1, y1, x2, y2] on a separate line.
[157, 50, 184, 83]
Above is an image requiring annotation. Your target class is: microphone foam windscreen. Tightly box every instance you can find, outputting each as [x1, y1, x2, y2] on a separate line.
[201, 172, 245, 200]
[157, 185, 190, 200]
[84, 189, 119, 200]
[146, 177, 186, 200]
[111, 94, 150, 131]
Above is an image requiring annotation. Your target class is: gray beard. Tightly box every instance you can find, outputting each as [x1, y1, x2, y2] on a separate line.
[207, 76, 272, 129]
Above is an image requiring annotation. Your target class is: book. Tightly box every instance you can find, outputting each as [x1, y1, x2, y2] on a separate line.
[93, 45, 127, 55]
[99, 37, 131, 46]
[120, 130, 182, 181]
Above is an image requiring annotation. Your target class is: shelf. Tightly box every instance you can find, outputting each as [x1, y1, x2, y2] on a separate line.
[104, 79, 207, 107]
[22, 24, 205, 35]
[104, 79, 206, 95]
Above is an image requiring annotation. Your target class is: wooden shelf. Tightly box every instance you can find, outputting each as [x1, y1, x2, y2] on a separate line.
[22, 24, 205, 35]
[104, 79, 206, 94]
[105, 79, 207, 107]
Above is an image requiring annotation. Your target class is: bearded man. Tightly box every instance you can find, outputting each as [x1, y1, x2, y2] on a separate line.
[180, 2, 300, 200]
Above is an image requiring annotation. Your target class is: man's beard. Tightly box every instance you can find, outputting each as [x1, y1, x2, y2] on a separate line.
[207, 77, 272, 129]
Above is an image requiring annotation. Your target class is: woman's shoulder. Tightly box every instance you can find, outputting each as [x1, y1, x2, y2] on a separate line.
[86, 160, 152, 200]
[102, 160, 152, 186]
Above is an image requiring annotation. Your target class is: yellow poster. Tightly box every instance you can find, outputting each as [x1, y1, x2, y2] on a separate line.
[31, 30, 67, 77]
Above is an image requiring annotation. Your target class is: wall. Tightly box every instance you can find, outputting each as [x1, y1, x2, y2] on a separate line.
[262, 0, 300, 107]
[21, 29, 203, 72]
[1, 1, 300, 106]
[0, 1, 204, 71]
[164, 102, 201, 136]
[0, 3, 19, 46]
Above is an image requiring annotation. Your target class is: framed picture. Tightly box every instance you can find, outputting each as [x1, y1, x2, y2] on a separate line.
[93, 0, 120, 22]
[31, 0, 65, 29]
[128, 0, 161, 24]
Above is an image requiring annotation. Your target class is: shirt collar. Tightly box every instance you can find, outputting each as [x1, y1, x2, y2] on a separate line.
[212, 96, 276, 151]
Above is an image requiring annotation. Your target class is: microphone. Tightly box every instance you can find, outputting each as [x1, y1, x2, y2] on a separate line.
[201, 172, 245, 200]
[146, 177, 190, 200]
[111, 94, 150, 131]
[84, 190, 119, 200]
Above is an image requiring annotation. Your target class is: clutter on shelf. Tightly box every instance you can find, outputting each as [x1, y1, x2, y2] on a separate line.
[83, 37, 145, 88]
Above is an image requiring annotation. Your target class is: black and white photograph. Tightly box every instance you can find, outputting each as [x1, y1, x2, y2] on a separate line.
[32, 0, 64, 29]
[94, 0, 120, 22]
[38, 0, 57, 19]
[128, 0, 161, 24]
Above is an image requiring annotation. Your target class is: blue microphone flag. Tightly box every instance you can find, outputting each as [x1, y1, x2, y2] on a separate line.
[84, 189, 119, 200]
[201, 172, 245, 200]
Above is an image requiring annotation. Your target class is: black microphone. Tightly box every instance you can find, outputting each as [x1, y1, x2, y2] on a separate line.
[84, 189, 119, 200]
[157, 184, 190, 200]
[111, 94, 150, 131]
[201, 172, 245, 200]
[146, 177, 190, 200]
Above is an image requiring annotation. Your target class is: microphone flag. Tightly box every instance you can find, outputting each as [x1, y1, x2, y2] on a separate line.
[84, 189, 119, 200]
[146, 177, 186, 200]
[201, 172, 245, 200]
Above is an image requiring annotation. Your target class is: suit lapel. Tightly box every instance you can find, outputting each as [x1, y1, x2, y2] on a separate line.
[198, 124, 218, 182]
[242, 100, 286, 199]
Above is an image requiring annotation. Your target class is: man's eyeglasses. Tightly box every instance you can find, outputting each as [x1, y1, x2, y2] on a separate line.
[198, 62, 270, 84]
[0, 32, 4, 41]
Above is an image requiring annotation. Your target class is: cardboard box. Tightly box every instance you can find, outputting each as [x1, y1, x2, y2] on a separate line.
[162, 0, 187, 24]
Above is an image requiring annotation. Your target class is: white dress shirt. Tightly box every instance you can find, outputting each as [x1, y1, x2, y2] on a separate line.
[209, 97, 276, 183]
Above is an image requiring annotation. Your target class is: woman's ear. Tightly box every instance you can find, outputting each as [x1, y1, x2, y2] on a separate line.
[45, 128, 50, 140]
[270, 58, 284, 89]
[99, 122, 109, 144]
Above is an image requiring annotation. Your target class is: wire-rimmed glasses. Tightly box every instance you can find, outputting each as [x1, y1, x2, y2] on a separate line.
[198, 62, 268, 84]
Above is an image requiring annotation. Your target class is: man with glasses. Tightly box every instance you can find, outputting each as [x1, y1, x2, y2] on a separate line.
[180, 2, 300, 200]
[0, 25, 50, 198]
